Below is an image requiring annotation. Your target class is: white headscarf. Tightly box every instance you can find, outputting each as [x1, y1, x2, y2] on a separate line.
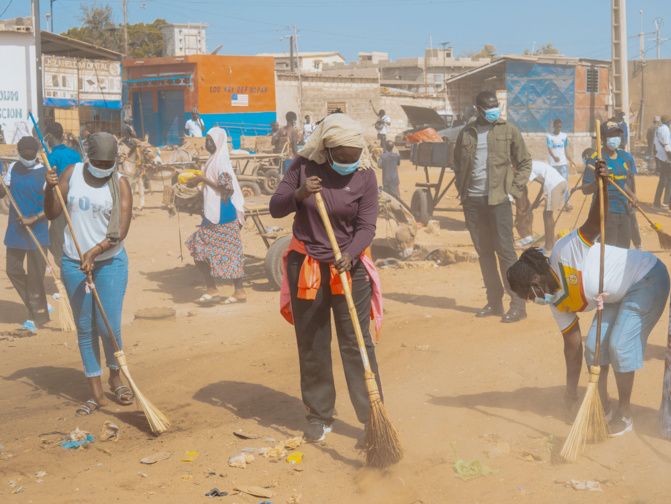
[203, 127, 245, 225]
[299, 113, 374, 169]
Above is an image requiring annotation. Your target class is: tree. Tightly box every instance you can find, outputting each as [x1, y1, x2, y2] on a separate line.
[62, 3, 167, 57]
[461, 44, 498, 61]
[524, 43, 561, 56]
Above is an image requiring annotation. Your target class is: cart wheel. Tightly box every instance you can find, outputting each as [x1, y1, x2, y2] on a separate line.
[261, 169, 281, 194]
[239, 181, 261, 198]
[264, 235, 292, 290]
[411, 189, 433, 225]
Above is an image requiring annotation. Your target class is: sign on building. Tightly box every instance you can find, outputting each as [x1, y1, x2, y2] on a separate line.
[0, 37, 38, 143]
[43, 56, 122, 109]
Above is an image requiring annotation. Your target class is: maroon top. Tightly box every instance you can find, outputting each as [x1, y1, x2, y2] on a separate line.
[269, 156, 378, 263]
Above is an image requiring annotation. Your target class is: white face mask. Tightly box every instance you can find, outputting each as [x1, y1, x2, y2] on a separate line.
[87, 161, 116, 178]
[19, 155, 37, 167]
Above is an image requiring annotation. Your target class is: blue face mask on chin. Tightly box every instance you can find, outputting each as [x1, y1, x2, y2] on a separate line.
[532, 285, 553, 306]
[328, 150, 360, 176]
[606, 137, 622, 150]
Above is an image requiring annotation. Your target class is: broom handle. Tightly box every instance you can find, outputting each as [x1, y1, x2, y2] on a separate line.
[40, 153, 122, 354]
[606, 178, 657, 227]
[314, 192, 373, 373]
[0, 177, 54, 273]
[595, 120, 605, 363]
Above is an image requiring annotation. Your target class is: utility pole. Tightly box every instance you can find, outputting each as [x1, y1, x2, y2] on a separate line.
[292, 25, 303, 121]
[123, 0, 128, 56]
[289, 35, 294, 72]
[31, 0, 44, 130]
[50, 0, 54, 32]
[654, 17, 665, 59]
[611, 0, 629, 135]
[638, 10, 645, 139]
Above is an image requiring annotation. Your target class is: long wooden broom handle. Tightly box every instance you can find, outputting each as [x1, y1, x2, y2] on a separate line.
[594, 120, 605, 363]
[606, 177, 657, 227]
[0, 177, 54, 270]
[40, 153, 121, 354]
[314, 192, 373, 373]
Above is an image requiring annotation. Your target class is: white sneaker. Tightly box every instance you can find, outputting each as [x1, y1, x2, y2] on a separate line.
[609, 415, 633, 436]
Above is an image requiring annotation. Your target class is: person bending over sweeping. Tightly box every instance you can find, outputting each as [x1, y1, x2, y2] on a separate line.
[0, 136, 51, 333]
[185, 128, 246, 306]
[270, 113, 383, 446]
[507, 158, 670, 436]
[44, 132, 135, 416]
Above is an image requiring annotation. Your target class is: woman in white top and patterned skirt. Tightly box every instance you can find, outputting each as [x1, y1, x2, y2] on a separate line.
[44, 132, 135, 416]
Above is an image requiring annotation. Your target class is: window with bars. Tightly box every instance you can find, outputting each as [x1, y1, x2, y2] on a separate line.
[586, 67, 599, 94]
[327, 102, 346, 114]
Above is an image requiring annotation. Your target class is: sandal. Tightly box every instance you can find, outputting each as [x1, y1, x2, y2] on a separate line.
[112, 385, 135, 405]
[76, 399, 100, 416]
[223, 296, 246, 305]
[196, 294, 221, 305]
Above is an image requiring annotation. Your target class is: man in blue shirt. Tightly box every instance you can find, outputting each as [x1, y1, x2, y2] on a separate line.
[0, 137, 50, 333]
[45, 122, 82, 267]
[581, 120, 637, 249]
[378, 140, 401, 199]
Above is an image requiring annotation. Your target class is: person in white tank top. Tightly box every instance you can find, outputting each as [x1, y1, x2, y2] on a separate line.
[44, 133, 135, 417]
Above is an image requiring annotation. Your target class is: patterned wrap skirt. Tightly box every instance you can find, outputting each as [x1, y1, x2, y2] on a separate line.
[186, 221, 244, 279]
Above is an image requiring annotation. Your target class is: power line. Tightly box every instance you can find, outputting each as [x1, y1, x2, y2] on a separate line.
[0, 0, 15, 18]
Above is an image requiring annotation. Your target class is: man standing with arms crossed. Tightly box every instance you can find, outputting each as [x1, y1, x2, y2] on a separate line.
[454, 91, 532, 323]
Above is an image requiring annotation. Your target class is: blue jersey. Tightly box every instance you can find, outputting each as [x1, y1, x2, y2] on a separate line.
[47, 143, 82, 176]
[584, 150, 635, 214]
[3, 162, 49, 250]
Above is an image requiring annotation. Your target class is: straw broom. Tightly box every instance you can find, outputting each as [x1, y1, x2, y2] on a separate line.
[314, 192, 403, 468]
[560, 120, 609, 462]
[606, 180, 671, 250]
[0, 177, 75, 332]
[40, 153, 170, 435]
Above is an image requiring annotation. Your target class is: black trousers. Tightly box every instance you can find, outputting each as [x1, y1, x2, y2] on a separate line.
[604, 211, 631, 249]
[48, 214, 67, 269]
[463, 197, 525, 311]
[287, 251, 382, 425]
[628, 206, 641, 248]
[654, 159, 671, 207]
[6, 247, 49, 325]
[377, 133, 386, 148]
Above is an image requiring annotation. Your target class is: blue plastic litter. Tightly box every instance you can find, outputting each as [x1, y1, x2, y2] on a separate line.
[60, 434, 94, 449]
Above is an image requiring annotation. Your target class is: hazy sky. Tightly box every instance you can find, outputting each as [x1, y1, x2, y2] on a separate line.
[10, 0, 670, 61]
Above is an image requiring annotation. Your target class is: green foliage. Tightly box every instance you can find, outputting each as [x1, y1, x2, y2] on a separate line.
[524, 43, 561, 56]
[61, 3, 167, 57]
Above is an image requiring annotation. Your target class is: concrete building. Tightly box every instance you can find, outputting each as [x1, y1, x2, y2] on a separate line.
[122, 55, 276, 147]
[322, 48, 490, 95]
[628, 58, 671, 140]
[160, 23, 208, 57]
[445, 54, 611, 162]
[259, 51, 346, 74]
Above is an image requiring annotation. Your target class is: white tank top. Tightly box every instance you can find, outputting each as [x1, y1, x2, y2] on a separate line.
[63, 163, 124, 261]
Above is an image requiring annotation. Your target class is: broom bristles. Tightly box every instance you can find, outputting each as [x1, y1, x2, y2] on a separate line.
[655, 228, 671, 251]
[362, 372, 403, 468]
[560, 366, 609, 462]
[55, 280, 77, 332]
[115, 352, 170, 434]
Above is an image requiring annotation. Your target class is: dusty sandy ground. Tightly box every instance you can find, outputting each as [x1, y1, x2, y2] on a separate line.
[2, 160, 671, 504]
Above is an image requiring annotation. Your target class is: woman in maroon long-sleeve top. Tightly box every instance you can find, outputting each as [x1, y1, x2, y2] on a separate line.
[270, 113, 383, 446]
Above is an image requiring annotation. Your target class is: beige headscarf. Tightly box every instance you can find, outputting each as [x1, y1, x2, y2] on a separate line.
[298, 113, 374, 170]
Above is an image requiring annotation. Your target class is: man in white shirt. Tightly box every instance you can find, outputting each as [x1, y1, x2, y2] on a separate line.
[527, 161, 568, 250]
[653, 114, 671, 210]
[546, 119, 576, 210]
[370, 101, 391, 149]
[302, 115, 315, 145]
[184, 109, 205, 138]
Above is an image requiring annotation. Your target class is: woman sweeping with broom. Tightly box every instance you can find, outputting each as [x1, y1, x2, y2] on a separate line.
[270, 113, 385, 448]
[44, 132, 135, 415]
[507, 158, 670, 436]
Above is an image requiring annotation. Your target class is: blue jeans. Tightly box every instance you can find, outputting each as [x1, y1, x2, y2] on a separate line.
[552, 164, 569, 201]
[61, 249, 128, 377]
[584, 260, 670, 373]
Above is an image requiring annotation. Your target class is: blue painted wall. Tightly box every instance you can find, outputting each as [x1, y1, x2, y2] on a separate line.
[506, 61, 575, 133]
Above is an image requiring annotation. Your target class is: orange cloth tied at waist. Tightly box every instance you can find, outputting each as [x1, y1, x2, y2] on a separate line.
[294, 239, 352, 300]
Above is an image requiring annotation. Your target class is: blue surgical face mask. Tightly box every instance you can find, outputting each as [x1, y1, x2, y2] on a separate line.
[19, 155, 37, 167]
[480, 106, 500, 123]
[87, 161, 116, 179]
[328, 150, 360, 176]
[532, 285, 553, 306]
[606, 137, 621, 150]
